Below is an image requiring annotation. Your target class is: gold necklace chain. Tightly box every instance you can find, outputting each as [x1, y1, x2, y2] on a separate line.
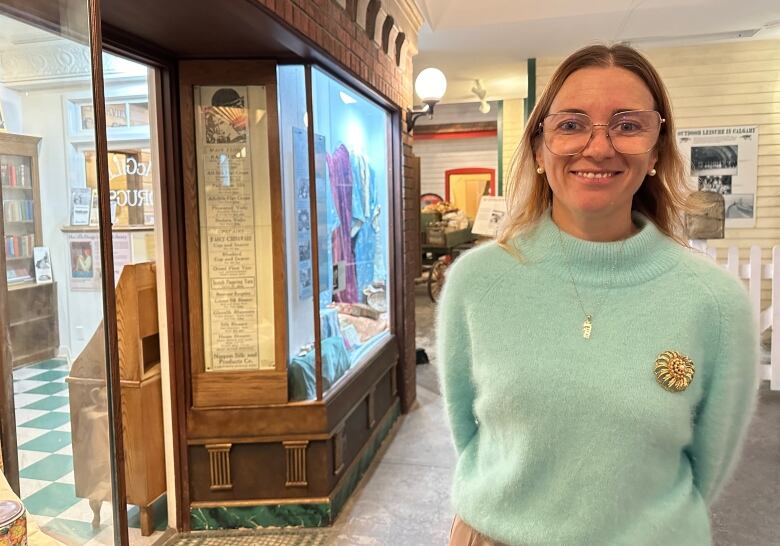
[555, 225, 627, 340]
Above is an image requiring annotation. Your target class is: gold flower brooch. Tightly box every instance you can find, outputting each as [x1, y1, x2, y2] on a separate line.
[654, 351, 695, 392]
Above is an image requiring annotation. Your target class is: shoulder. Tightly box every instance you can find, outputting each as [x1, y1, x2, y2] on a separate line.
[676, 248, 753, 324]
[439, 241, 519, 305]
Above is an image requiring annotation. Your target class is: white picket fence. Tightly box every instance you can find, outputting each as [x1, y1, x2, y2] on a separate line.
[689, 241, 779, 390]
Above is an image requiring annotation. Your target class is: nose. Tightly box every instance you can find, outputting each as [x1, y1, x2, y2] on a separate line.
[581, 125, 615, 160]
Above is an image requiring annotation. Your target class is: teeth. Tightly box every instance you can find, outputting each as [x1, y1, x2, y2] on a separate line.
[575, 171, 615, 179]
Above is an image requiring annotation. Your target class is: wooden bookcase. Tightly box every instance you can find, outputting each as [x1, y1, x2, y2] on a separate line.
[0, 133, 59, 367]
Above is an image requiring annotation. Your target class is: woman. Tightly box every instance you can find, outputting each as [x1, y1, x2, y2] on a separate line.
[438, 44, 758, 546]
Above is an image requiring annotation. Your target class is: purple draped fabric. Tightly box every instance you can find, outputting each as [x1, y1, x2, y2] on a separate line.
[326, 144, 358, 302]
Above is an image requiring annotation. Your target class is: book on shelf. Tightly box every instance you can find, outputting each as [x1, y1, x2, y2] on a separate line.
[2, 199, 33, 221]
[0, 162, 28, 188]
[4, 234, 34, 258]
[6, 265, 33, 284]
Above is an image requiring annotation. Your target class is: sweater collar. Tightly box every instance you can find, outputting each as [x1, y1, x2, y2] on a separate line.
[510, 209, 684, 287]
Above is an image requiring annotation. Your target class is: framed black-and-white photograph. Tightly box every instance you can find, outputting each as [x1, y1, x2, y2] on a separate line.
[724, 194, 755, 220]
[690, 145, 738, 176]
[697, 175, 732, 195]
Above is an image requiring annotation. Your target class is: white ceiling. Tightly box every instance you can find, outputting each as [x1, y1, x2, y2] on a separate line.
[414, 0, 780, 104]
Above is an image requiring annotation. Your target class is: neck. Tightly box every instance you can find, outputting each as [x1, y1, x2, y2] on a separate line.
[551, 204, 638, 242]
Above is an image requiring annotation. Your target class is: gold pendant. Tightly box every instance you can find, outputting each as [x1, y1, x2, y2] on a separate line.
[582, 315, 592, 339]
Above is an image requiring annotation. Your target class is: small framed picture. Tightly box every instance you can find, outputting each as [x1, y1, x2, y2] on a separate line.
[0, 101, 7, 132]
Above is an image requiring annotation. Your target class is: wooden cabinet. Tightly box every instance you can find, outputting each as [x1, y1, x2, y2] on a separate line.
[0, 133, 58, 367]
[67, 263, 164, 536]
[7, 283, 58, 366]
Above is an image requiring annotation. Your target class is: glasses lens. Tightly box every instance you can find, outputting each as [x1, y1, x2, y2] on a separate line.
[608, 111, 662, 154]
[542, 113, 592, 155]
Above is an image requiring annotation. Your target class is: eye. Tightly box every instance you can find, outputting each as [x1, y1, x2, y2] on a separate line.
[612, 120, 643, 134]
[556, 119, 585, 132]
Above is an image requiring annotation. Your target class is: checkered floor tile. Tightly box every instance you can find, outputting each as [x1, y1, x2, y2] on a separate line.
[13, 358, 167, 545]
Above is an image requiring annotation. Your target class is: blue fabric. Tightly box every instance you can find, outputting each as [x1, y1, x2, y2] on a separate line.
[350, 154, 378, 298]
[288, 335, 352, 401]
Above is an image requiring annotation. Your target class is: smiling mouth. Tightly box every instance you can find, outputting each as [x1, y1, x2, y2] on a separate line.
[571, 171, 621, 180]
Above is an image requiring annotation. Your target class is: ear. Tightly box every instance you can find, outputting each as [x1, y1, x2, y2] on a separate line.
[648, 149, 658, 174]
[534, 147, 545, 172]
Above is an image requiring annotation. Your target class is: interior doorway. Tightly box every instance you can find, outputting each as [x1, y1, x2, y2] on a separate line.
[444, 168, 496, 220]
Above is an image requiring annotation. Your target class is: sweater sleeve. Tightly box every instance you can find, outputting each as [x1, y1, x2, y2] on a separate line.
[688, 282, 759, 505]
[436, 259, 478, 455]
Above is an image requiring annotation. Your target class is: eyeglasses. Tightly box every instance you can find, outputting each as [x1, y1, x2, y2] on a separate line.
[539, 110, 665, 156]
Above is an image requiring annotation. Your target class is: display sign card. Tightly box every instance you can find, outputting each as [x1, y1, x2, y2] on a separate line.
[472, 196, 507, 237]
[33, 246, 52, 283]
[70, 187, 92, 226]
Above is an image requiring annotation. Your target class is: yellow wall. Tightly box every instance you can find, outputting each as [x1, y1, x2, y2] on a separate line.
[501, 98, 525, 193]
[536, 39, 780, 309]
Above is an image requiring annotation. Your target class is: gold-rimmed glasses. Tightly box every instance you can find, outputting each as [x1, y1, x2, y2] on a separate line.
[540, 110, 665, 156]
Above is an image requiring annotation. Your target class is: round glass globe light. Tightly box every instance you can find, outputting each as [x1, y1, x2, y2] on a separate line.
[415, 68, 447, 102]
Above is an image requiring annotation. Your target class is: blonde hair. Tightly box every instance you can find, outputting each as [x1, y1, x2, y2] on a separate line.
[498, 44, 694, 247]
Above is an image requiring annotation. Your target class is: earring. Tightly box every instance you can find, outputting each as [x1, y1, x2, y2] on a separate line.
[536, 166, 545, 174]
[649, 168, 657, 176]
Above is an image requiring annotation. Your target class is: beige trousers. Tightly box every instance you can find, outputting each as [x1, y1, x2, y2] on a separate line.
[448, 516, 508, 546]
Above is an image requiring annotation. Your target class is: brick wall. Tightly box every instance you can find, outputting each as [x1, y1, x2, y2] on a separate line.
[254, 0, 420, 411]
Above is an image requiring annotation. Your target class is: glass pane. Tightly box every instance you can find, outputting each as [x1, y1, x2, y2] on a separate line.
[0, 5, 118, 545]
[84, 149, 154, 227]
[101, 52, 167, 543]
[311, 68, 391, 396]
[277, 65, 317, 401]
[193, 85, 276, 372]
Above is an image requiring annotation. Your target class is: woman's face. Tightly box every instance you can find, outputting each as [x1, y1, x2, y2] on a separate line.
[535, 66, 659, 224]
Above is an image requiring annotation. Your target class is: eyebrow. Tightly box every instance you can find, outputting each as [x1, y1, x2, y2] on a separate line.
[554, 108, 645, 116]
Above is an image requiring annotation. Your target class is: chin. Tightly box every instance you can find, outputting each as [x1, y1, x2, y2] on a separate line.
[567, 196, 625, 217]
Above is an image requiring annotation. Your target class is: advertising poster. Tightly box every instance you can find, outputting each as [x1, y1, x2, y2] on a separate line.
[195, 85, 261, 372]
[677, 126, 758, 228]
[112, 232, 132, 284]
[69, 233, 100, 291]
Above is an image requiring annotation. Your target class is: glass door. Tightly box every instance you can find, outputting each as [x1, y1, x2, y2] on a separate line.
[0, 2, 123, 544]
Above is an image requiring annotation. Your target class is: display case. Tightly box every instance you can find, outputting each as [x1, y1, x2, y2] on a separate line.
[180, 60, 400, 528]
[0, 133, 59, 367]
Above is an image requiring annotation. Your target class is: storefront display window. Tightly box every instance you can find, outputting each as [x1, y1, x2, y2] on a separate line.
[279, 65, 391, 401]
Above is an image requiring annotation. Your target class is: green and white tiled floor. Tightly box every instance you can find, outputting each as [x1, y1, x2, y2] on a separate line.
[13, 358, 166, 546]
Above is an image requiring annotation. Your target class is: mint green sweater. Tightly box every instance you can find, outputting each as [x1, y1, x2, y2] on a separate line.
[437, 210, 758, 546]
